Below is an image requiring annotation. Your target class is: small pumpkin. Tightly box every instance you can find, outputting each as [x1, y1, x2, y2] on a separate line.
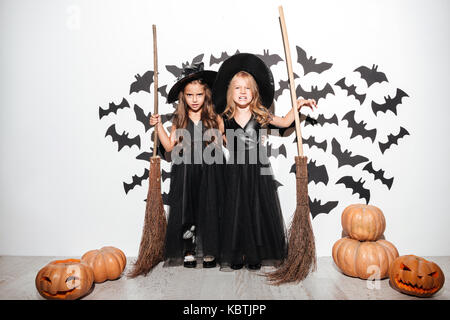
[332, 237, 399, 279]
[341, 204, 386, 241]
[389, 255, 445, 298]
[35, 259, 94, 300]
[81, 246, 126, 283]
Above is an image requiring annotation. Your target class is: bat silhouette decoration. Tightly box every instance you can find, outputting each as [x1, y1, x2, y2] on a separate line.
[209, 50, 240, 66]
[274, 74, 300, 101]
[304, 113, 339, 127]
[341, 110, 377, 143]
[105, 124, 141, 151]
[302, 135, 327, 152]
[309, 198, 339, 219]
[378, 126, 410, 154]
[331, 138, 369, 168]
[273, 179, 283, 191]
[255, 49, 283, 68]
[363, 161, 394, 190]
[335, 77, 366, 105]
[162, 191, 170, 206]
[371, 88, 409, 116]
[129, 70, 154, 94]
[166, 54, 204, 78]
[354, 64, 388, 87]
[99, 98, 130, 119]
[296, 83, 335, 102]
[158, 85, 168, 103]
[336, 176, 371, 204]
[266, 141, 287, 158]
[289, 159, 329, 186]
[123, 169, 149, 194]
[161, 168, 171, 183]
[134, 104, 151, 132]
[296, 46, 333, 75]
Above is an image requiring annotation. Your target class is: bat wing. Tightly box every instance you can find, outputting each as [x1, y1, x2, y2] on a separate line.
[355, 65, 388, 87]
[123, 169, 149, 194]
[99, 98, 130, 119]
[129, 71, 154, 94]
[307, 160, 329, 185]
[134, 104, 151, 132]
[309, 198, 339, 219]
[336, 176, 370, 204]
[379, 127, 410, 154]
[342, 111, 377, 143]
[363, 162, 394, 190]
[331, 138, 369, 168]
[314, 83, 335, 101]
[166, 65, 183, 78]
[161, 168, 171, 183]
[136, 151, 152, 162]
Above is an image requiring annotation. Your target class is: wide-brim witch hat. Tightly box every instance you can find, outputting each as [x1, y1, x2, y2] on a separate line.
[212, 53, 275, 115]
[167, 62, 217, 103]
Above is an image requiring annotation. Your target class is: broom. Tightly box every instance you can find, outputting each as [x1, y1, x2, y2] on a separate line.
[128, 24, 167, 278]
[266, 6, 317, 285]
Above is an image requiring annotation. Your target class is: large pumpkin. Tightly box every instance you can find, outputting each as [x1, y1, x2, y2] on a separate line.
[81, 246, 126, 283]
[332, 237, 399, 279]
[35, 259, 94, 300]
[341, 204, 386, 241]
[389, 255, 445, 298]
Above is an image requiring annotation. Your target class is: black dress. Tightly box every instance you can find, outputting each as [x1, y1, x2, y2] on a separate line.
[220, 115, 287, 268]
[163, 118, 225, 265]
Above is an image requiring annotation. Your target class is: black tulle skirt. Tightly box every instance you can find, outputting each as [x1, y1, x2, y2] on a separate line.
[219, 162, 287, 268]
[163, 162, 225, 265]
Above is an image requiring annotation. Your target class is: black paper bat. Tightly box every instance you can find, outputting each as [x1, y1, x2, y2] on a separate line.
[161, 168, 171, 183]
[302, 135, 327, 152]
[331, 138, 369, 168]
[130, 70, 154, 94]
[354, 64, 388, 87]
[266, 141, 287, 158]
[363, 162, 394, 190]
[342, 110, 377, 143]
[296, 83, 335, 102]
[162, 191, 170, 206]
[123, 169, 149, 194]
[308, 160, 329, 185]
[304, 113, 339, 127]
[274, 74, 300, 101]
[255, 49, 283, 68]
[166, 54, 204, 78]
[378, 127, 410, 154]
[105, 124, 141, 151]
[158, 85, 168, 103]
[309, 198, 339, 219]
[209, 50, 240, 66]
[273, 179, 283, 191]
[136, 151, 153, 162]
[336, 176, 371, 204]
[99, 98, 130, 119]
[296, 46, 333, 75]
[334, 78, 366, 105]
[371, 88, 409, 116]
[134, 104, 151, 132]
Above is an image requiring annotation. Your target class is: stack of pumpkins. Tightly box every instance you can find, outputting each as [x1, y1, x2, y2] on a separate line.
[332, 204, 399, 280]
[35, 246, 126, 300]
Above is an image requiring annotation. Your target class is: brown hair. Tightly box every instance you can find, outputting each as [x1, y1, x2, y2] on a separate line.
[172, 79, 219, 130]
[222, 71, 272, 127]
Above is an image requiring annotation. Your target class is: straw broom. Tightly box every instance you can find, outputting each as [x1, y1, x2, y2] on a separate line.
[266, 6, 317, 285]
[128, 25, 167, 278]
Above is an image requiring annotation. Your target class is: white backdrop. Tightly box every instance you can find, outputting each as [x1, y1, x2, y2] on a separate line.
[1, 0, 449, 258]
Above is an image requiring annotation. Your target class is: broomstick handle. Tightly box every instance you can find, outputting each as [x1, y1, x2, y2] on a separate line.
[152, 24, 159, 156]
[278, 6, 304, 157]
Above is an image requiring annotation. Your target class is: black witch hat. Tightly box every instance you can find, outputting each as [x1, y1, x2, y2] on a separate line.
[212, 53, 275, 114]
[167, 62, 217, 103]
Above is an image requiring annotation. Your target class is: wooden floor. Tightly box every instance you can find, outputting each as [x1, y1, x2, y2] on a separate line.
[1, 256, 448, 300]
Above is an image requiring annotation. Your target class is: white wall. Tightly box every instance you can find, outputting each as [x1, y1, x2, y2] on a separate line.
[1, 0, 449, 257]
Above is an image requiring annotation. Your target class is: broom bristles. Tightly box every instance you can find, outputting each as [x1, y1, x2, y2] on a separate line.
[128, 157, 167, 278]
[266, 156, 316, 285]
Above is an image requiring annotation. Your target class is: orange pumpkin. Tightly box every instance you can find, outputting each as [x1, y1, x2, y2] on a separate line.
[341, 204, 386, 241]
[81, 246, 126, 283]
[332, 237, 399, 279]
[389, 255, 445, 298]
[35, 259, 94, 300]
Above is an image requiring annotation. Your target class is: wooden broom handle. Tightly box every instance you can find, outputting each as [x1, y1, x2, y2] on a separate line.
[278, 6, 304, 157]
[152, 24, 159, 156]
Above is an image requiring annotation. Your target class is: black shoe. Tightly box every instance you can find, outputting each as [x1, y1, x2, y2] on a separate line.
[203, 258, 217, 268]
[230, 263, 244, 270]
[247, 263, 261, 271]
[184, 260, 197, 268]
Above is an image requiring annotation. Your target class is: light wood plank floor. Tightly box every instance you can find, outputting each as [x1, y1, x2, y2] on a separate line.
[1, 256, 448, 300]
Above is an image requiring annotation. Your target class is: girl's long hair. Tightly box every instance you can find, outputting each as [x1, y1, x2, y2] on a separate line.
[172, 79, 219, 130]
[222, 71, 272, 127]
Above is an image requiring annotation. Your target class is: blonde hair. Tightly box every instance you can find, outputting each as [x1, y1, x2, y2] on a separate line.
[222, 71, 272, 127]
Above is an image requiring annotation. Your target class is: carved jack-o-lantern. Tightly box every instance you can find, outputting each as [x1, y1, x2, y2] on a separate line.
[389, 255, 445, 298]
[35, 259, 94, 300]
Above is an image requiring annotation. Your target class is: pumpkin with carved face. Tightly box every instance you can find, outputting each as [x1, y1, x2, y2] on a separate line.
[35, 259, 94, 300]
[389, 255, 445, 298]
